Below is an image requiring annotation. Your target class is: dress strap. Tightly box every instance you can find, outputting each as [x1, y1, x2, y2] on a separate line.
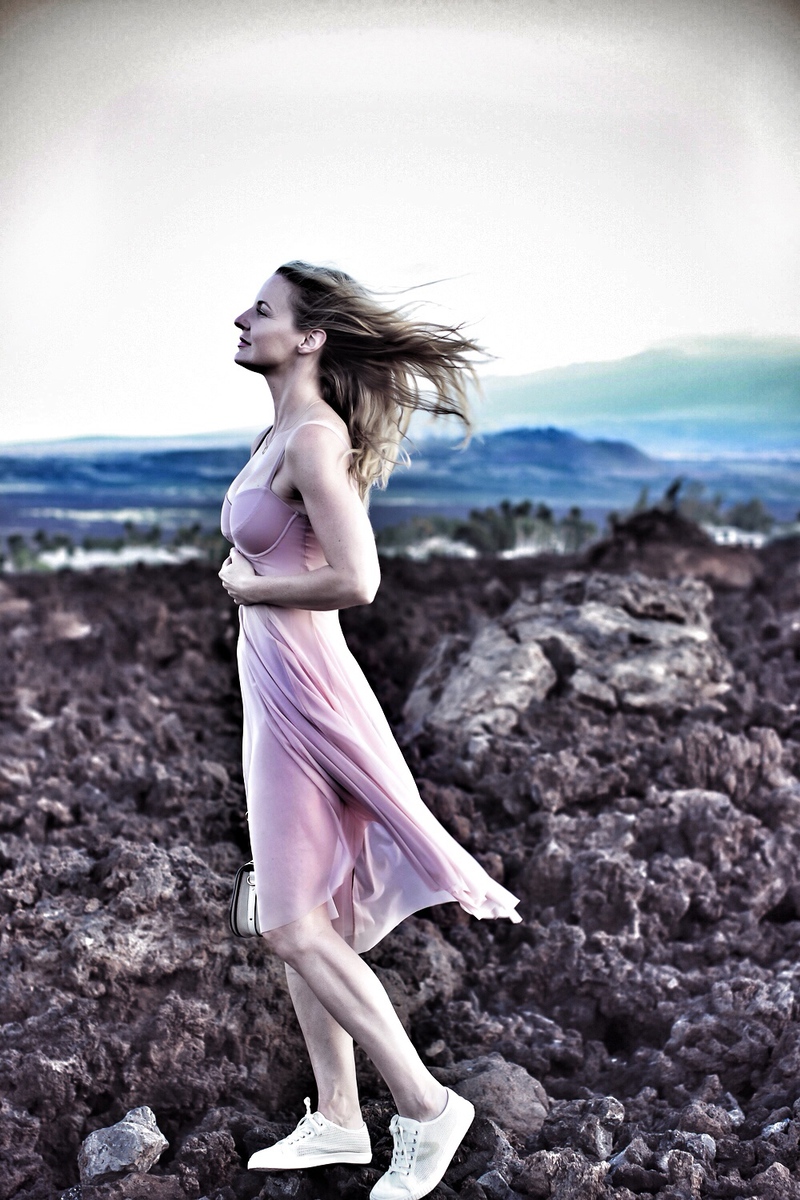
[251, 425, 273, 457]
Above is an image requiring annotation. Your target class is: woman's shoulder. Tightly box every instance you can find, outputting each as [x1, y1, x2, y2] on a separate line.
[287, 417, 352, 453]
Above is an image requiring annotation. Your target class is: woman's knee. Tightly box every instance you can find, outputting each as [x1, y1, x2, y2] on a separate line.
[260, 907, 329, 964]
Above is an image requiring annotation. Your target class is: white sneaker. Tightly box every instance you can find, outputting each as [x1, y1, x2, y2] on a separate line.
[247, 1097, 372, 1170]
[370, 1089, 475, 1200]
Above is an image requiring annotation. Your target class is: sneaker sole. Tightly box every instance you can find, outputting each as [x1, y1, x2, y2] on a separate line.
[248, 1149, 373, 1171]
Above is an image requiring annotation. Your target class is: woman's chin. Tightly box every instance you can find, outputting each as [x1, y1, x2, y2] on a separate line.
[235, 356, 265, 373]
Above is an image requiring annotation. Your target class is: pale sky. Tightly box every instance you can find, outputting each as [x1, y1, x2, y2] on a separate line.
[1, 0, 799, 442]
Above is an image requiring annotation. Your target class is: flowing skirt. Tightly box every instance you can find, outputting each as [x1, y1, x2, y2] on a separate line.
[239, 602, 521, 954]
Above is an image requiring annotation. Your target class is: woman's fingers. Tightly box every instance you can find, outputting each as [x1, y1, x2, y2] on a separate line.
[218, 549, 254, 606]
[229, 546, 255, 574]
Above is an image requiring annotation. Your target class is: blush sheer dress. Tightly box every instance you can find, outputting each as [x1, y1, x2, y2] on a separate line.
[221, 421, 521, 953]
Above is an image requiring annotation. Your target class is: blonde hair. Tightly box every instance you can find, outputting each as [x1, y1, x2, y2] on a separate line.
[276, 261, 486, 498]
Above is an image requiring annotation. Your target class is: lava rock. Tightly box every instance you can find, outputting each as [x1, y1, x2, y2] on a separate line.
[2, 534, 800, 1198]
[167, 1128, 240, 1195]
[404, 624, 557, 736]
[540, 1095, 625, 1159]
[405, 571, 733, 731]
[0, 1098, 41, 1200]
[81, 1175, 185, 1200]
[750, 1160, 800, 1199]
[77, 1106, 168, 1184]
[433, 1054, 549, 1139]
[514, 1147, 608, 1199]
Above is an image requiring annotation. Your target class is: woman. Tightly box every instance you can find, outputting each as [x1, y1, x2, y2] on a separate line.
[218, 262, 521, 1200]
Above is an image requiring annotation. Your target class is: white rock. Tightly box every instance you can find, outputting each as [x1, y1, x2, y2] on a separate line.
[78, 1105, 168, 1184]
[419, 624, 557, 734]
[403, 572, 733, 732]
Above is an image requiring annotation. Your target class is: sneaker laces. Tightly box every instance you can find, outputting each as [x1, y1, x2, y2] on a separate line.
[388, 1115, 418, 1176]
[284, 1097, 326, 1144]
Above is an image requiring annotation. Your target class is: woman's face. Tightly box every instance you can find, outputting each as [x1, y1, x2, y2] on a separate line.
[234, 274, 303, 373]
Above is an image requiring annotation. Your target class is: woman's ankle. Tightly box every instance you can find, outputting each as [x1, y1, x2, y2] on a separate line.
[395, 1080, 448, 1123]
[318, 1099, 364, 1129]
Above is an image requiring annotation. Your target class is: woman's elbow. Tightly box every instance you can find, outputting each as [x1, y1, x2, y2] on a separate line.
[347, 567, 380, 607]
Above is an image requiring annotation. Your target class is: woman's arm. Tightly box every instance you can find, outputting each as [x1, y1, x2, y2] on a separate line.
[218, 423, 381, 611]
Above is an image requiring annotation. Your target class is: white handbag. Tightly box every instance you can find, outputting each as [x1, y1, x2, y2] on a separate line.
[229, 860, 262, 937]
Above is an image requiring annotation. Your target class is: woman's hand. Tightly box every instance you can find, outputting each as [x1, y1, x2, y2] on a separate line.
[218, 548, 259, 605]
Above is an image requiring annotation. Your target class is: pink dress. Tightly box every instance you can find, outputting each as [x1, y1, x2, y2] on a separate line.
[221, 420, 521, 953]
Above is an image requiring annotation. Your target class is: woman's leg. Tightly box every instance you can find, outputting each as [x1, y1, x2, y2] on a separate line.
[284, 964, 363, 1128]
[266, 906, 447, 1122]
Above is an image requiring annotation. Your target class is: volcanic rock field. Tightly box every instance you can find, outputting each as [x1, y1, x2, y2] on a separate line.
[1, 513, 800, 1200]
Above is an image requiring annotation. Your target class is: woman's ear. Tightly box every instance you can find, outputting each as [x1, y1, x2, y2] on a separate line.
[297, 328, 327, 355]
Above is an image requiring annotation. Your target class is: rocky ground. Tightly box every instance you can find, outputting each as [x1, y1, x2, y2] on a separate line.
[1, 511, 800, 1200]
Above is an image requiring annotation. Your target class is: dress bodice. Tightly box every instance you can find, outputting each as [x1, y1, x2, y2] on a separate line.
[221, 421, 351, 573]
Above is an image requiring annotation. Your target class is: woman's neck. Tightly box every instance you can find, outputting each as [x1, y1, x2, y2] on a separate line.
[264, 362, 327, 433]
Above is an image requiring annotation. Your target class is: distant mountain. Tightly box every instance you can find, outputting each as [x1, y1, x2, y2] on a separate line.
[365, 426, 666, 521]
[1, 421, 798, 544]
[373, 423, 799, 524]
[0, 441, 252, 542]
[416, 426, 654, 474]
[0, 444, 249, 495]
[476, 336, 800, 456]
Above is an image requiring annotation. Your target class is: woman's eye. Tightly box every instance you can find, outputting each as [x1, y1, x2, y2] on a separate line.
[257, 304, 270, 316]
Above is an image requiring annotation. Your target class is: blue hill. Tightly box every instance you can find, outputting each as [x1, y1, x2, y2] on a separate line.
[477, 336, 800, 456]
[0, 421, 797, 542]
[418, 427, 654, 473]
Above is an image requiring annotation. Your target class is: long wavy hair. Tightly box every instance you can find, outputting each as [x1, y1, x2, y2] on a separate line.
[275, 260, 487, 498]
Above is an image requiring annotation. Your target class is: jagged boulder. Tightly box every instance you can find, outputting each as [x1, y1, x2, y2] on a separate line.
[541, 1095, 625, 1159]
[433, 1053, 549, 1138]
[0, 1098, 41, 1200]
[514, 1146, 609, 1199]
[78, 1106, 168, 1184]
[403, 572, 733, 733]
[402, 626, 557, 735]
